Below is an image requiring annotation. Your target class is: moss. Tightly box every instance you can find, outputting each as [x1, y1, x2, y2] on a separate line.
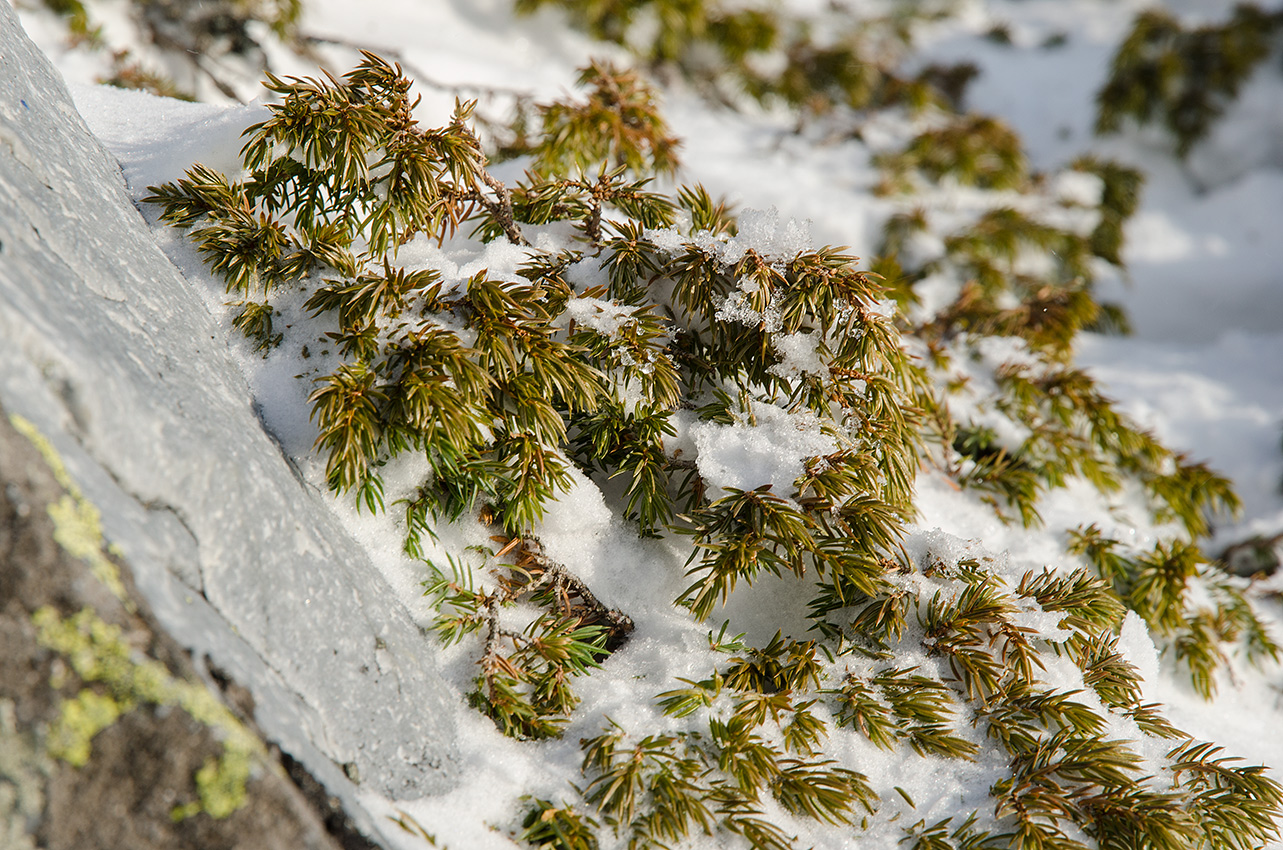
[32, 606, 265, 820]
[10, 414, 128, 604]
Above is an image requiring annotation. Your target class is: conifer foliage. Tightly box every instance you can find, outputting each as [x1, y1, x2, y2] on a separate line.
[1096, 3, 1283, 157]
[146, 31, 1283, 850]
[515, 0, 971, 116]
[147, 52, 920, 742]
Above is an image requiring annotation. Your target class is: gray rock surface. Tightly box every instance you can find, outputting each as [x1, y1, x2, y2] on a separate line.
[0, 405, 357, 850]
[0, 2, 460, 831]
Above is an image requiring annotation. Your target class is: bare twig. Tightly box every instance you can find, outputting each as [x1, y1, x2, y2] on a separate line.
[520, 537, 635, 647]
[585, 196, 603, 246]
[473, 171, 528, 246]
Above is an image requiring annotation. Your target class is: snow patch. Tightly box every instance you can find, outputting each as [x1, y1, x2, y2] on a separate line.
[690, 401, 837, 499]
[1118, 610, 1161, 685]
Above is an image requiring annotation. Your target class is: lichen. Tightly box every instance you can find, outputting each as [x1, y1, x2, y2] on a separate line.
[32, 606, 265, 820]
[0, 699, 49, 850]
[11, 417, 264, 821]
[9, 414, 128, 603]
[45, 688, 125, 767]
[47, 494, 128, 603]
[194, 744, 254, 819]
[8, 414, 77, 493]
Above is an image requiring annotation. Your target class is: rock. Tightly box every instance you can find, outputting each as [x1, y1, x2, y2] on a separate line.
[0, 4, 460, 841]
[0, 405, 363, 849]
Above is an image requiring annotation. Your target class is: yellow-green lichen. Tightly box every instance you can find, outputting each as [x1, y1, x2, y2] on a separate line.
[9, 414, 128, 603]
[32, 606, 265, 820]
[15, 416, 262, 822]
[48, 494, 127, 602]
[194, 743, 254, 819]
[9, 414, 77, 493]
[170, 747, 255, 822]
[45, 689, 125, 767]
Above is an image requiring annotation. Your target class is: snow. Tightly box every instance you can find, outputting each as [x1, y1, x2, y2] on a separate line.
[768, 331, 827, 379]
[8, 0, 1283, 847]
[564, 296, 638, 338]
[68, 83, 263, 189]
[690, 401, 837, 501]
[1119, 610, 1162, 684]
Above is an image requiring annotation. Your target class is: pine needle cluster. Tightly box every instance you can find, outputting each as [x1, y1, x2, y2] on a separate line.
[558, 548, 1281, 850]
[1096, 3, 1283, 157]
[517, 60, 682, 179]
[424, 539, 632, 739]
[145, 40, 1283, 850]
[874, 145, 1276, 691]
[1068, 526, 1278, 698]
[876, 115, 1028, 195]
[38, 0, 103, 46]
[874, 161, 1279, 704]
[147, 56, 920, 738]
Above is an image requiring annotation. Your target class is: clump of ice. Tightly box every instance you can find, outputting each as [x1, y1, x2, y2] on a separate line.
[728, 207, 813, 263]
[690, 401, 837, 499]
[397, 235, 536, 294]
[904, 528, 972, 570]
[646, 226, 689, 255]
[457, 238, 535, 281]
[714, 287, 782, 332]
